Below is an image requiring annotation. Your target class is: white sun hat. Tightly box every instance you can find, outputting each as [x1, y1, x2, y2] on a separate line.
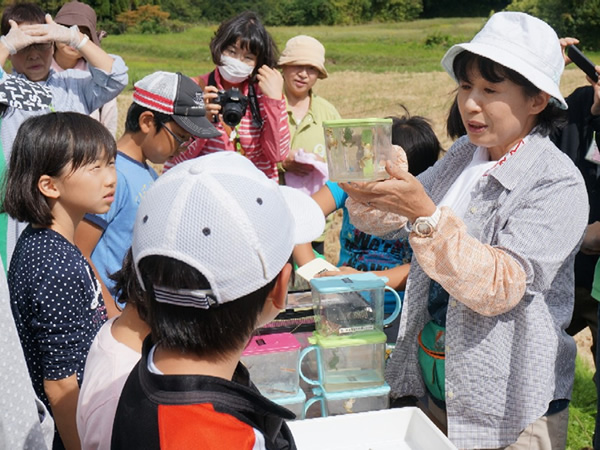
[441, 11, 567, 109]
[131, 152, 325, 308]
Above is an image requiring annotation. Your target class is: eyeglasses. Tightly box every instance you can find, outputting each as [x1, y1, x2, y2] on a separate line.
[161, 123, 191, 149]
[23, 43, 53, 53]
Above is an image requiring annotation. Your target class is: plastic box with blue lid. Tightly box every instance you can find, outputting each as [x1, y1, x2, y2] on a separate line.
[310, 273, 400, 337]
[241, 332, 301, 399]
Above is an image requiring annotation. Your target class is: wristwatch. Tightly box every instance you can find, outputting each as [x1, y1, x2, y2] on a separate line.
[412, 207, 441, 238]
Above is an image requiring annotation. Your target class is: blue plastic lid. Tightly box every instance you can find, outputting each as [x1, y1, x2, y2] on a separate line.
[310, 273, 389, 294]
[312, 382, 390, 400]
[272, 389, 307, 406]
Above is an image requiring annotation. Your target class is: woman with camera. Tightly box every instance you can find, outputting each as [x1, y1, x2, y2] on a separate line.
[164, 11, 289, 180]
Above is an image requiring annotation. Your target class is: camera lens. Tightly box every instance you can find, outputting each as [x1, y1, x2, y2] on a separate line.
[222, 104, 244, 127]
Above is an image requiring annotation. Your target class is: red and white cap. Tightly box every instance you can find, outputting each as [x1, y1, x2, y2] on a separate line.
[133, 71, 220, 139]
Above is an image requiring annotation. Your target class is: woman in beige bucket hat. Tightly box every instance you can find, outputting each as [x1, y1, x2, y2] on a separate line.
[277, 35, 340, 256]
[277, 36, 340, 187]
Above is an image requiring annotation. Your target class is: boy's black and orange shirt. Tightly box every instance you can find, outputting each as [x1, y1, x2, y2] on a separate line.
[111, 337, 297, 450]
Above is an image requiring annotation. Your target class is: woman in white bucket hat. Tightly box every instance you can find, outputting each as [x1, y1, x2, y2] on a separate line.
[342, 12, 588, 448]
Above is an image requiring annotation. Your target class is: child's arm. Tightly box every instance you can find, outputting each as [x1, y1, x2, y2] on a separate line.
[44, 374, 81, 450]
[75, 220, 119, 318]
[292, 184, 338, 266]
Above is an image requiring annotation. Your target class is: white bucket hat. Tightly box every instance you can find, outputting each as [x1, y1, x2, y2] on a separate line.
[441, 11, 567, 109]
[132, 152, 325, 308]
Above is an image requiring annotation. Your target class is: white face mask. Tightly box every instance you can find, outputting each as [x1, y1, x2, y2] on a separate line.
[218, 54, 254, 84]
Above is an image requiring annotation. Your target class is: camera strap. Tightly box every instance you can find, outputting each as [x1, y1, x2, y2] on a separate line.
[207, 71, 263, 129]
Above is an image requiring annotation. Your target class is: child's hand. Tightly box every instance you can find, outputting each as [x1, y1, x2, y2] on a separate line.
[256, 65, 284, 100]
[0, 19, 39, 54]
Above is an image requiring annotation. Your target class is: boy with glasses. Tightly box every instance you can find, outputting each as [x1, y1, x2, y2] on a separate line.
[75, 72, 219, 310]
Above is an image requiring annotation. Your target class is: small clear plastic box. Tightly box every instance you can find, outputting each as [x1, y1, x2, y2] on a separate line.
[272, 388, 306, 419]
[299, 331, 387, 392]
[241, 332, 301, 399]
[323, 118, 394, 182]
[304, 383, 390, 417]
[310, 273, 400, 337]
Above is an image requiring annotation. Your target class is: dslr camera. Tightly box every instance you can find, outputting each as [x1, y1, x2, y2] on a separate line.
[213, 88, 248, 127]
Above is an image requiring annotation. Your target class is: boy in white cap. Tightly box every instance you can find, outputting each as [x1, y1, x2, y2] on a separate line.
[75, 71, 219, 315]
[111, 152, 324, 449]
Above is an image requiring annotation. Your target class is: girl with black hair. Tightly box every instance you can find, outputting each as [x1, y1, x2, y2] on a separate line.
[164, 11, 290, 180]
[4, 112, 116, 449]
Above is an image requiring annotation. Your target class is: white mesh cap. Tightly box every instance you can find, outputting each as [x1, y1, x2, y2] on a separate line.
[132, 152, 325, 306]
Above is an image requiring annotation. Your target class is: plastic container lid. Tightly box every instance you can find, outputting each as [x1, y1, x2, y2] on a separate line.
[308, 330, 387, 348]
[310, 273, 389, 294]
[322, 118, 393, 128]
[243, 332, 301, 356]
[272, 388, 307, 406]
[313, 382, 390, 400]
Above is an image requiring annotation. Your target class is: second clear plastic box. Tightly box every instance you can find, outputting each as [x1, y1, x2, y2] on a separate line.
[299, 330, 387, 392]
[241, 332, 301, 399]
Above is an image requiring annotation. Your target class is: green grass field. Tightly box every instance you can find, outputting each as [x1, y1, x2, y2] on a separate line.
[105, 18, 599, 448]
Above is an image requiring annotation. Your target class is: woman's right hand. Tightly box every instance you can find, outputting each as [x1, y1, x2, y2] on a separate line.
[341, 162, 436, 223]
[203, 85, 222, 123]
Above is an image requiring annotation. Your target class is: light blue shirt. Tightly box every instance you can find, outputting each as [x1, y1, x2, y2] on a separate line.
[87, 152, 157, 297]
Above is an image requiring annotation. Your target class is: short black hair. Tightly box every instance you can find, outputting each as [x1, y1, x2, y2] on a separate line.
[210, 11, 278, 77]
[1, 3, 46, 35]
[109, 248, 148, 322]
[139, 255, 278, 361]
[124, 102, 172, 133]
[388, 110, 440, 176]
[452, 51, 566, 137]
[446, 94, 466, 140]
[2, 112, 117, 226]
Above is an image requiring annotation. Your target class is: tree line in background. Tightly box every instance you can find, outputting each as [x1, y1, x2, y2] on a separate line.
[4, 0, 600, 49]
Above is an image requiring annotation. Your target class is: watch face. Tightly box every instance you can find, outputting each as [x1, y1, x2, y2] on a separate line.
[415, 221, 433, 237]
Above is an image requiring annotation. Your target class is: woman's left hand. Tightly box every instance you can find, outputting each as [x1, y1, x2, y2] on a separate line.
[256, 65, 284, 100]
[340, 161, 436, 223]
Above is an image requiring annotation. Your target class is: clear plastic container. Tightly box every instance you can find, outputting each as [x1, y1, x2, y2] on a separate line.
[272, 389, 307, 420]
[304, 383, 390, 417]
[299, 331, 387, 392]
[323, 118, 394, 182]
[310, 273, 400, 336]
[241, 332, 301, 399]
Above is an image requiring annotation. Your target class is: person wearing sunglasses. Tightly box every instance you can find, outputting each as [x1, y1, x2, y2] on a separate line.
[75, 71, 219, 315]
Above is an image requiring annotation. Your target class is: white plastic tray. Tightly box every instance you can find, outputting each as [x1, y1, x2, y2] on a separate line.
[287, 407, 457, 450]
